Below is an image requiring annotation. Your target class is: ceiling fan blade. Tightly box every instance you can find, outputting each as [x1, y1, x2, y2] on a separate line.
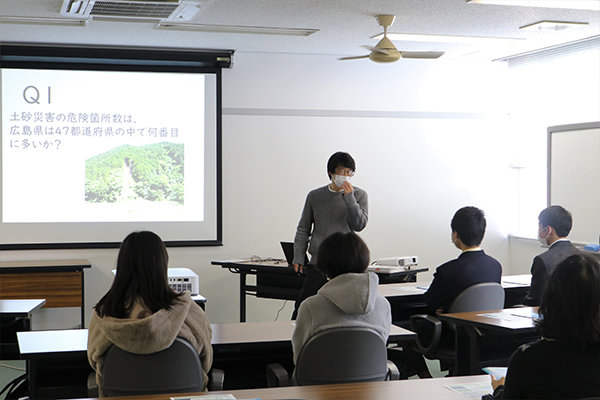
[362, 45, 389, 55]
[338, 55, 370, 61]
[399, 51, 445, 59]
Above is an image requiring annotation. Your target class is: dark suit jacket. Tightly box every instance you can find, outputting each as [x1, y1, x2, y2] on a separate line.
[522, 240, 579, 306]
[424, 250, 502, 313]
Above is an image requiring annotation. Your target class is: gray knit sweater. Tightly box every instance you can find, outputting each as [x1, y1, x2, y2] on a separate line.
[293, 185, 368, 266]
[291, 272, 391, 364]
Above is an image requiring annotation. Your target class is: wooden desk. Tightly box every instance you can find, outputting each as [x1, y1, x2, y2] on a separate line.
[17, 323, 414, 355]
[0, 299, 46, 319]
[70, 375, 493, 400]
[212, 259, 293, 322]
[379, 275, 532, 322]
[190, 294, 207, 310]
[212, 320, 415, 346]
[18, 322, 416, 397]
[213, 259, 428, 322]
[0, 299, 46, 359]
[211, 321, 415, 390]
[0, 259, 91, 328]
[379, 275, 532, 299]
[438, 307, 539, 375]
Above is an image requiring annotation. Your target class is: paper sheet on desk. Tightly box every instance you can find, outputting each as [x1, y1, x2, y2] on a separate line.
[477, 311, 536, 322]
[508, 307, 539, 318]
[445, 382, 493, 399]
[390, 286, 426, 293]
[171, 394, 238, 400]
[171, 394, 261, 400]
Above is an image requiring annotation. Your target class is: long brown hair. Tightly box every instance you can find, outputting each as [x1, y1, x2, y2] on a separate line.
[95, 231, 180, 318]
[536, 253, 600, 348]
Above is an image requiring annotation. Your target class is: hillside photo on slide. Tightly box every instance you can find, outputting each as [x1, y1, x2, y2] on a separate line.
[85, 142, 184, 205]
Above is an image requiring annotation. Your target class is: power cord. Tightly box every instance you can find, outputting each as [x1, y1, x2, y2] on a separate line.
[250, 255, 286, 263]
[274, 300, 289, 321]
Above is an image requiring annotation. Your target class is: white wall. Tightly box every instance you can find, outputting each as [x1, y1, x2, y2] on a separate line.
[1, 51, 525, 328]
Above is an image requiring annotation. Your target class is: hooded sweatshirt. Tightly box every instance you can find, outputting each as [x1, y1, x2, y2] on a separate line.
[291, 272, 391, 364]
[87, 291, 212, 396]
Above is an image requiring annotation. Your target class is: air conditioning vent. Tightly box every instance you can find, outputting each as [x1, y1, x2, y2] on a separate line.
[90, 1, 179, 18]
[61, 0, 202, 21]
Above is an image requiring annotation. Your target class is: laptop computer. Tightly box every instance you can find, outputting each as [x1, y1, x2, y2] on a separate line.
[280, 241, 295, 265]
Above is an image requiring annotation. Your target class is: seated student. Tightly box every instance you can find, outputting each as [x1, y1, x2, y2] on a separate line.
[400, 206, 502, 378]
[424, 206, 502, 313]
[484, 253, 600, 399]
[87, 231, 213, 396]
[522, 205, 579, 306]
[292, 231, 391, 364]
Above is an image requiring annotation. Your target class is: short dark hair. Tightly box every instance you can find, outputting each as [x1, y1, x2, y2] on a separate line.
[327, 152, 355, 179]
[538, 205, 572, 237]
[536, 254, 600, 348]
[95, 231, 180, 318]
[317, 232, 370, 279]
[450, 206, 486, 247]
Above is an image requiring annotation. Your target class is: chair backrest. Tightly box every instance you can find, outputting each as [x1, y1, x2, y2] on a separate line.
[449, 282, 505, 313]
[102, 337, 203, 397]
[294, 327, 388, 386]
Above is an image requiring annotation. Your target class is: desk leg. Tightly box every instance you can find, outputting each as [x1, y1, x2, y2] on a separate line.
[27, 359, 39, 400]
[455, 326, 481, 375]
[80, 269, 85, 328]
[240, 271, 247, 322]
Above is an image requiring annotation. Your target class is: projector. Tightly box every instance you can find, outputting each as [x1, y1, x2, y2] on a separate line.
[372, 256, 419, 267]
[167, 268, 200, 295]
[112, 267, 199, 295]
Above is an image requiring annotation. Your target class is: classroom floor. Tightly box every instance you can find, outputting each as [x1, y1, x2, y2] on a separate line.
[425, 359, 447, 378]
[0, 360, 26, 400]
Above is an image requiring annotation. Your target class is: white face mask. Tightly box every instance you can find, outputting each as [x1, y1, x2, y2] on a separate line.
[538, 226, 549, 246]
[332, 174, 350, 188]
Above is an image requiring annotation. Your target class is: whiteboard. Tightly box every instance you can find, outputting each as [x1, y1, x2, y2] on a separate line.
[549, 122, 600, 244]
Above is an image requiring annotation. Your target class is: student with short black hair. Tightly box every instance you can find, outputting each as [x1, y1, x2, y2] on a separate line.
[395, 207, 502, 378]
[485, 253, 600, 399]
[292, 151, 368, 319]
[424, 206, 502, 313]
[291, 232, 391, 364]
[522, 205, 579, 306]
[87, 231, 213, 396]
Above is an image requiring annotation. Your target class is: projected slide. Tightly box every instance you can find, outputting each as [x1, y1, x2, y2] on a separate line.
[85, 142, 184, 203]
[1, 69, 205, 223]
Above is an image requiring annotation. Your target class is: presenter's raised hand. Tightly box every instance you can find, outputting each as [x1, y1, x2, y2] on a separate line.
[342, 180, 354, 195]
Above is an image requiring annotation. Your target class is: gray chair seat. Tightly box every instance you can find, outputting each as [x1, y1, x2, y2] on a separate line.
[102, 337, 205, 396]
[410, 282, 506, 374]
[266, 326, 399, 387]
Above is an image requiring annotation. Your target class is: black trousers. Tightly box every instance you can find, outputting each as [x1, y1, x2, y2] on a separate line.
[291, 265, 328, 320]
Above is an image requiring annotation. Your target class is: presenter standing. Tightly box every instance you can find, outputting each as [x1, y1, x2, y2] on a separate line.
[291, 151, 368, 319]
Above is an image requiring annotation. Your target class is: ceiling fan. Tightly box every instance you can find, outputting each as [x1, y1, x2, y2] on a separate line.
[339, 15, 444, 63]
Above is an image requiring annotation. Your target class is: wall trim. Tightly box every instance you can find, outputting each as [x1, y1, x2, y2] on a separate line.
[223, 107, 491, 119]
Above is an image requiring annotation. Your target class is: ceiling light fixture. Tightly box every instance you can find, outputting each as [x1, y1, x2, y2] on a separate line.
[371, 32, 523, 45]
[520, 20, 589, 32]
[156, 22, 319, 36]
[466, 0, 600, 11]
[0, 16, 89, 26]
